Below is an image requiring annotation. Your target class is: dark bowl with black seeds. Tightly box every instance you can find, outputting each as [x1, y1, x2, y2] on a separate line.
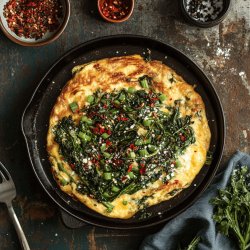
[180, 0, 231, 28]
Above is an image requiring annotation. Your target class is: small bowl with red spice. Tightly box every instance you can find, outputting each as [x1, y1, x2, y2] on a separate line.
[98, 0, 134, 23]
[0, 0, 70, 46]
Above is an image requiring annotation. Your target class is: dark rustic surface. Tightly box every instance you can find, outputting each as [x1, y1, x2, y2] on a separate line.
[0, 0, 249, 249]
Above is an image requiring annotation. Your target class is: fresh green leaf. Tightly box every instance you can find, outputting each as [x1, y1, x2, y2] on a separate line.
[211, 166, 250, 250]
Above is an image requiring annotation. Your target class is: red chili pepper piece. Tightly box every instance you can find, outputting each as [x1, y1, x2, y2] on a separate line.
[99, 127, 105, 134]
[121, 176, 127, 182]
[129, 144, 136, 150]
[127, 164, 133, 173]
[180, 134, 186, 142]
[106, 140, 112, 146]
[140, 167, 146, 175]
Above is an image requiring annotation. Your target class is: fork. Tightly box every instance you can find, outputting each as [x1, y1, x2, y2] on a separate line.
[0, 161, 30, 250]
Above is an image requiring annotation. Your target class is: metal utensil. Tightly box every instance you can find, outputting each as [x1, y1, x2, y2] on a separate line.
[0, 161, 30, 250]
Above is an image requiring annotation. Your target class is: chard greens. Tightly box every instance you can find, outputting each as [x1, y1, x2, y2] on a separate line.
[53, 82, 196, 206]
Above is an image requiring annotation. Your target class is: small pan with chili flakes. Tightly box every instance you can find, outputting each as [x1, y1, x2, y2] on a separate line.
[98, 0, 135, 23]
[0, 0, 70, 46]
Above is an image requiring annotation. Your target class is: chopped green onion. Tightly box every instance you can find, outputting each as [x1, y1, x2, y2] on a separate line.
[128, 172, 136, 179]
[81, 116, 93, 125]
[119, 93, 126, 102]
[139, 77, 149, 88]
[103, 192, 112, 198]
[129, 151, 136, 159]
[111, 109, 119, 115]
[60, 179, 69, 186]
[148, 145, 158, 153]
[128, 87, 135, 93]
[78, 132, 91, 142]
[143, 119, 152, 127]
[87, 95, 94, 103]
[135, 139, 143, 146]
[144, 138, 151, 144]
[175, 160, 182, 168]
[111, 185, 120, 193]
[114, 100, 120, 105]
[159, 94, 167, 102]
[103, 152, 111, 158]
[100, 144, 106, 152]
[122, 200, 128, 205]
[57, 163, 65, 172]
[139, 149, 149, 157]
[102, 201, 114, 213]
[69, 102, 78, 113]
[101, 133, 110, 139]
[103, 172, 112, 180]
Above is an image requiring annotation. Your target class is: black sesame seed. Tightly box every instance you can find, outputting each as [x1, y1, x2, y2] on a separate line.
[186, 0, 224, 22]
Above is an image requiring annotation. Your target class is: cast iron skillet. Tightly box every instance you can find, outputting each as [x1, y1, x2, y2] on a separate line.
[21, 35, 225, 229]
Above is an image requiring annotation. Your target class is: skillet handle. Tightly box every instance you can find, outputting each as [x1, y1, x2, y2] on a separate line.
[60, 209, 87, 228]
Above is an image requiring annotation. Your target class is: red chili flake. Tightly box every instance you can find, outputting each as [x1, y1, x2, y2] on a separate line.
[129, 144, 137, 150]
[92, 127, 99, 134]
[106, 140, 112, 146]
[3, 0, 63, 40]
[91, 158, 99, 165]
[70, 163, 75, 170]
[118, 116, 129, 121]
[107, 129, 112, 135]
[139, 167, 146, 175]
[100, 0, 131, 21]
[121, 176, 127, 182]
[127, 164, 133, 173]
[179, 134, 186, 142]
[174, 180, 179, 184]
[99, 127, 105, 134]
[103, 104, 108, 109]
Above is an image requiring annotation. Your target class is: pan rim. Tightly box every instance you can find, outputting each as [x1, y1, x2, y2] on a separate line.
[21, 34, 225, 229]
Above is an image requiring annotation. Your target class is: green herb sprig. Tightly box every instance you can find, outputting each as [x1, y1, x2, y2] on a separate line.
[211, 166, 250, 250]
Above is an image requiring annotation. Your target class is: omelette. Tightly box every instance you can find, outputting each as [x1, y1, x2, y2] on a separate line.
[47, 55, 211, 219]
